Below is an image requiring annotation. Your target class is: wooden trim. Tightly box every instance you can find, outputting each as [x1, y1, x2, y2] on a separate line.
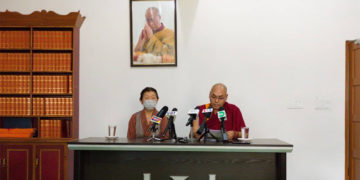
[0, 138, 74, 143]
[64, 145, 70, 180]
[32, 145, 36, 180]
[345, 40, 353, 180]
[0, 10, 85, 27]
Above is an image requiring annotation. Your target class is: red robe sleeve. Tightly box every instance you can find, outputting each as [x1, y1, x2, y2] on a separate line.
[232, 106, 246, 131]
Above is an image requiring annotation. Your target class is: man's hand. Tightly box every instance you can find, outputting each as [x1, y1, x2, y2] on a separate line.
[134, 29, 147, 52]
[144, 24, 153, 40]
[226, 131, 242, 140]
[226, 131, 236, 140]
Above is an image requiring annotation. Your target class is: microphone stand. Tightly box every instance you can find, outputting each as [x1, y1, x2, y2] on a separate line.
[187, 118, 195, 142]
[162, 120, 177, 141]
[198, 118, 218, 143]
[170, 122, 177, 141]
[220, 118, 228, 143]
[147, 123, 161, 142]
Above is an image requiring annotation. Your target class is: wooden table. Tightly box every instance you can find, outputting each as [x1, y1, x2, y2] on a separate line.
[68, 137, 293, 180]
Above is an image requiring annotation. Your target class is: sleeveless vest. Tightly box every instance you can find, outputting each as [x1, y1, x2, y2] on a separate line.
[135, 111, 160, 138]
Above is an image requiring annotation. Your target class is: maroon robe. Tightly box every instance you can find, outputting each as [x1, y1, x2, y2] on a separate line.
[198, 102, 246, 131]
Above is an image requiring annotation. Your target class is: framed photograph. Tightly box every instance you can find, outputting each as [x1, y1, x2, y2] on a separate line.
[130, 0, 177, 67]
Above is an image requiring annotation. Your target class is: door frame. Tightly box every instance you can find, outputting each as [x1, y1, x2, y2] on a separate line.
[345, 40, 360, 180]
[345, 40, 351, 180]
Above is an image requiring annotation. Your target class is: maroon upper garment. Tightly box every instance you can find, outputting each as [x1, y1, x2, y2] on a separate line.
[198, 102, 246, 131]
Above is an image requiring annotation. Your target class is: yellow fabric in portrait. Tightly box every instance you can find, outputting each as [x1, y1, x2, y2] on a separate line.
[143, 28, 175, 56]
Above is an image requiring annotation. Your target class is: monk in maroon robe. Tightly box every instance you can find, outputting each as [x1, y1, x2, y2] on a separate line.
[192, 83, 246, 140]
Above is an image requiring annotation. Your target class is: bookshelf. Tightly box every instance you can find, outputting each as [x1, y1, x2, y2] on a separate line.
[0, 10, 84, 180]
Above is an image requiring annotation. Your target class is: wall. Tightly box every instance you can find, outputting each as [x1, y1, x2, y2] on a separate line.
[2, 0, 360, 179]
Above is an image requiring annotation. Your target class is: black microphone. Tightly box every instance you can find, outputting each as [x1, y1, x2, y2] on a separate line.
[186, 106, 200, 126]
[149, 106, 168, 131]
[218, 107, 228, 141]
[162, 108, 177, 137]
[196, 107, 213, 135]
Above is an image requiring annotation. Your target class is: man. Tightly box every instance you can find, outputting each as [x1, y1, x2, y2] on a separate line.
[134, 7, 175, 62]
[192, 83, 246, 140]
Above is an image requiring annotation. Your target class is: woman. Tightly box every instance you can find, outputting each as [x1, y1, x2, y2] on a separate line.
[127, 87, 169, 139]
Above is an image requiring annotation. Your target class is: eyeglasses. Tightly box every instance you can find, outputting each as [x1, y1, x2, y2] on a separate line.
[210, 95, 225, 101]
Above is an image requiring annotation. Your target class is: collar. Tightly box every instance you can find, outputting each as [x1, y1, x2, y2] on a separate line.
[153, 23, 165, 34]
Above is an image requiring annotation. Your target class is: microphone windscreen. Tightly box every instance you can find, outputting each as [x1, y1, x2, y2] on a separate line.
[188, 109, 199, 115]
[156, 106, 168, 118]
[202, 108, 213, 118]
[151, 106, 168, 124]
[217, 107, 227, 119]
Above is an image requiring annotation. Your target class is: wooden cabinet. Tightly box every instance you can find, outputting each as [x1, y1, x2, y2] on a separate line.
[0, 143, 66, 180]
[0, 10, 85, 180]
[2, 144, 33, 180]
[35, 145, 65, 180]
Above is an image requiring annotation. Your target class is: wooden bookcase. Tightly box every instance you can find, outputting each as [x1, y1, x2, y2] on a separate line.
[0, 10, 84, 180]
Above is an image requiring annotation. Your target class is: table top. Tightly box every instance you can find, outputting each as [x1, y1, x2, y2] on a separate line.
[68, 137, 293, 153]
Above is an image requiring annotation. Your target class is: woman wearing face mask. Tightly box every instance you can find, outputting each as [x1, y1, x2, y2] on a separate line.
[127, 87, 169, 139]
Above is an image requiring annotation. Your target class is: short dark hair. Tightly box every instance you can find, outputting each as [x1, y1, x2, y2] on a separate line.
[140, 87, 159, 100]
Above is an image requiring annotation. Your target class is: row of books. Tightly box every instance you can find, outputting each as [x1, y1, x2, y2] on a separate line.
[0, 31, 31, 49]
[40, 119, 70, 138]
[0, 75, 30, 93]
[0, 97, 73, 116]
[0, 97, 31, 115]
[33, 98, 73, 116]
[0, 75, 72, 94]
[33, 53, 72, 72]
[33, 75, 73, 94]
[0, 52, 72, 72]
[0, 53, 31, 71]
[33, 31, 72, 49]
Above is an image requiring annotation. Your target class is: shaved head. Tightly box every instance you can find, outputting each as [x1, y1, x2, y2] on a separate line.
[209, 83, 228, 111]
[145, 7, 162, 30]
[210, 83, 227, 94]
[146, 7, 160, 16]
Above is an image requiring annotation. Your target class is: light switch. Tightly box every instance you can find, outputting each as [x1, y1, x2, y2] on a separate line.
[287, 99, 304, 109]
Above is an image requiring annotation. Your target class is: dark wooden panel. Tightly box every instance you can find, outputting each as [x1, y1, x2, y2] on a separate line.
[354, 158, 360, 180]
[352, 122, 360, 158]
[75, 150, 285, 180]
[4, 145, 32, 180]
[36, 145, 64, 180]
[353, 86, 360, 122]
[354, 49, 360, 84]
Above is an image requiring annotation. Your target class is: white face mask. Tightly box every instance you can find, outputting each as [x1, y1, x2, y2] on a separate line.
[143, 100, 157, 110]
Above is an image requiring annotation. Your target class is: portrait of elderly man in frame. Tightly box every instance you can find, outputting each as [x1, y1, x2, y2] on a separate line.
[130, 0, 177, 67]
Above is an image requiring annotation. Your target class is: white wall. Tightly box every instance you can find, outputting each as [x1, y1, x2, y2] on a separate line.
[2, 0, 360, 179]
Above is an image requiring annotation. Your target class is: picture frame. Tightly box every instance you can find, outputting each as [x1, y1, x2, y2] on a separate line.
[130, 0, 177, 67]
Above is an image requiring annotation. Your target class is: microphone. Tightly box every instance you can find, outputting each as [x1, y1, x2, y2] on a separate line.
[186, 106, 200, 126]
[149, 106, 168, 132]
[196, 107, 213, 135]
[218, 107, 228, 142]
[162, 108, 177, 137]
[217, 107, 227, 121]
[166, 108, 178, 119]
[150, 106, 168, 124]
